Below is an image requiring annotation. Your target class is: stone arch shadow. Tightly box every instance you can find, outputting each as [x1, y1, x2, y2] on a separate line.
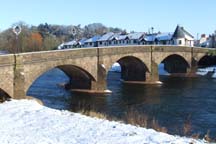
[107, 56, 150, 82]
[0, 88, 11, 102]
[160, 54, 190, 73]
[26, 64, 97, 96]
[197, 55, 216, 68]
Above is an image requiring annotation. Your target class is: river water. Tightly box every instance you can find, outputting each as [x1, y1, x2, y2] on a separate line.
[28, 68, 216, 138]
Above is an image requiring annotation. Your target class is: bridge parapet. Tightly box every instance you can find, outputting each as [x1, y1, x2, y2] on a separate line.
[152, 45, 192, 52]
[19, 48, 98, 63]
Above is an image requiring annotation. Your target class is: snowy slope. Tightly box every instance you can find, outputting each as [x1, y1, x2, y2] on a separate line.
[0, 100, 206, 144]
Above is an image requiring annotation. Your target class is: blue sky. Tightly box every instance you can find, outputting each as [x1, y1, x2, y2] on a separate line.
[1, 0, 216, 37]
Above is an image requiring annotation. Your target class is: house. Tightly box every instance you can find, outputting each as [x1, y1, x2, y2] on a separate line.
[57, 40, 78, 50]
[108, 32, 144, 46]
[117, 34, 129, 45]
[197, 34, 209, 47]
[139, 34, 156, 45]
[172, 25, 194, 46]
[208, 34, 216, 48]
[57, 43, 64, 50]
[127, 32, 145, 45]
[97, 32, 114, 47]
[108, 33, 122, 46]
[63, 40, 79, 49]
[196, 33, 216, 48]
[154, 33, 173, 45]
[84, 35, 101, 47]
[78, 38, 87, 48]
[59, 25, 195, 49]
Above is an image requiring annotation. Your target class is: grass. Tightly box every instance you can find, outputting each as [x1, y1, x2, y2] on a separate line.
[183, 115, 192, 135]
[78, 109, 107, 119]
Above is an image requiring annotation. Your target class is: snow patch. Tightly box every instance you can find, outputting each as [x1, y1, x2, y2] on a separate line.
[196, 66, 216, 78]
[0, 100, 206, 144]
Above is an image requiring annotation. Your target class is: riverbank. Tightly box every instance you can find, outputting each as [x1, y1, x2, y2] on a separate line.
[0, 99, 207, 144]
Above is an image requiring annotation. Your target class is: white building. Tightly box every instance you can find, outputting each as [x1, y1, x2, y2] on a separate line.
[172, 25, 194, 46]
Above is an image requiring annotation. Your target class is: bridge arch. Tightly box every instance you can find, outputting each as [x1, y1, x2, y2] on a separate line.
[25, 64, 97, 95]
[160, 54, 190, 73]
[108, 56, 150, 81]
[153, 51, 191, 67]
[0, 88, 11, 102]
[197, 55, 216, 68]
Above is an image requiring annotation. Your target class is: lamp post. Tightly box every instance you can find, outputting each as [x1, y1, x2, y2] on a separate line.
[151, 27, 154, 34]
[151, 27, 154, 44]
[12, 25, 22, 53]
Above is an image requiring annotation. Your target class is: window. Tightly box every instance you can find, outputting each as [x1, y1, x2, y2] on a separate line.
[178, 40, 182, 45]
[99, 41, 102, 45]
[89, 42, 92, 46]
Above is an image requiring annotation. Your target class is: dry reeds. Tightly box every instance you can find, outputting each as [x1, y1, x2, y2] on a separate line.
[78, 109, 107, 119]
[73, 102, 216, 142]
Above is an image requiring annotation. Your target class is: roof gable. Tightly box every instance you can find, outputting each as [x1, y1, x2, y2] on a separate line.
[98, 32, 114, 41]
[173, 25, 194, 39]
[127, 32, 144, 40]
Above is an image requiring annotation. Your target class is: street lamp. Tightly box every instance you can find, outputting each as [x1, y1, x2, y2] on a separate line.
[151, 27, 154, 34]
[12, 25, 22, 53]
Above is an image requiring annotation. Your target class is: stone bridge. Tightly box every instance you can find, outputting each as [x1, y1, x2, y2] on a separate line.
[0, 45, 214, 99]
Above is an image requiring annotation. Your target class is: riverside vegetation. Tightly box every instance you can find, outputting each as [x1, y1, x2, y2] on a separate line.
[74, 102, 215, 143]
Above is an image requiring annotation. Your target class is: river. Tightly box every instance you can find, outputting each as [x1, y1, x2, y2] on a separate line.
[28, 67, 216, 138]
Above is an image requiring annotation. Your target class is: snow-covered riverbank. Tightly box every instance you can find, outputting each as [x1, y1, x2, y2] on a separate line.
[196, 66, 216, 78]
[0, 100, 206, 144]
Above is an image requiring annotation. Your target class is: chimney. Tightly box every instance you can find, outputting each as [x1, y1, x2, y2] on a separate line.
[201, 34, 206, 38]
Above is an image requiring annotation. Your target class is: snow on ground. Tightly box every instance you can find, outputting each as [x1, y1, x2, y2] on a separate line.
[196, 66, 216, 78]
[0, 100, 206, 144]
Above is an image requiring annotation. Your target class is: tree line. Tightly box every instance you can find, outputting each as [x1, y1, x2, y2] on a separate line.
[0, 22, 125, 53]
